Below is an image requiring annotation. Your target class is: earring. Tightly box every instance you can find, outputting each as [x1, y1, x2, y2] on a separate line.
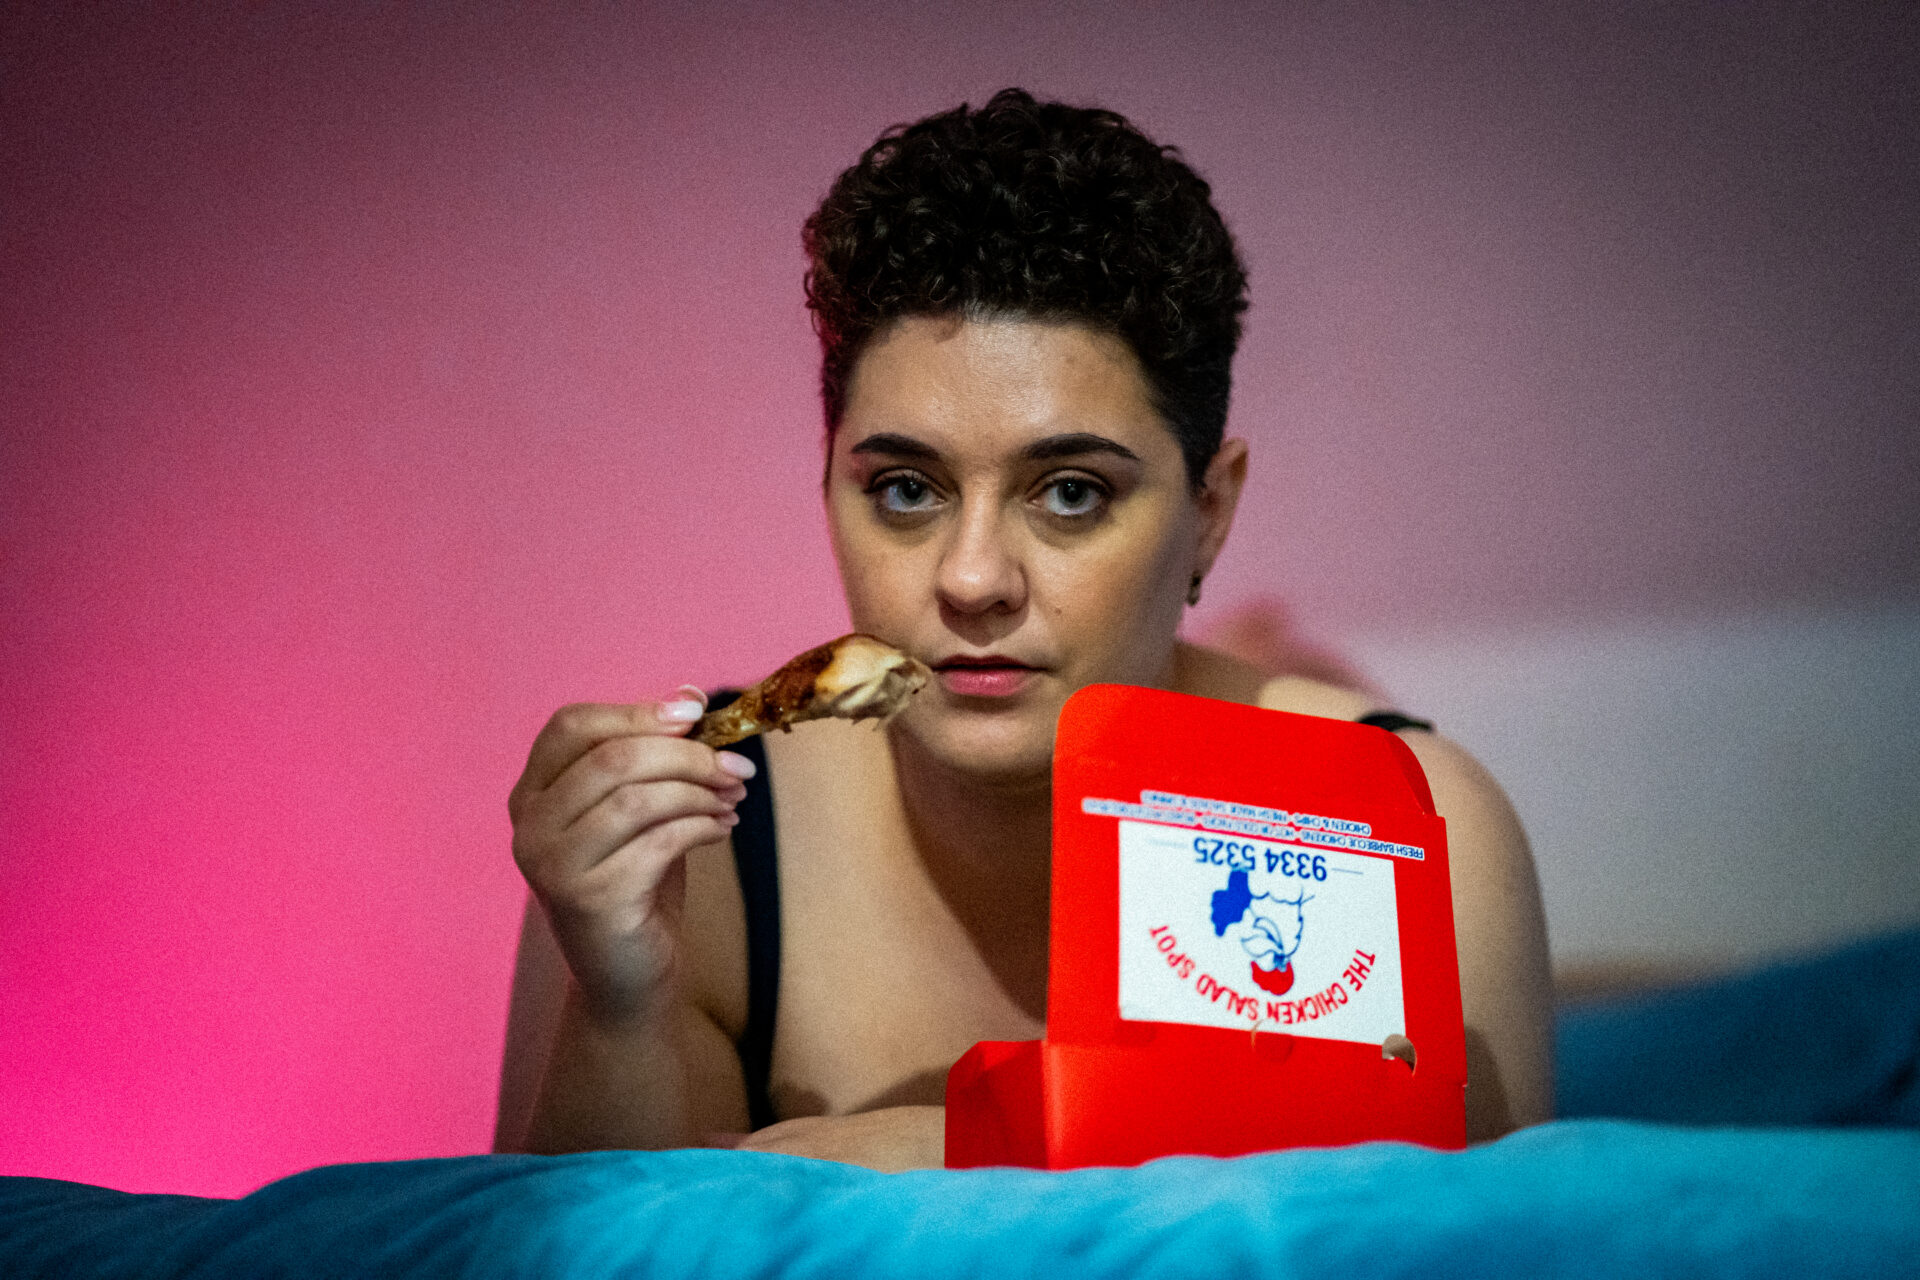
[1186, 574, 1204, 606]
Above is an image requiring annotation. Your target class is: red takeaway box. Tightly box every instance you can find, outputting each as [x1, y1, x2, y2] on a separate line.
[945, 684, 1467, 1168]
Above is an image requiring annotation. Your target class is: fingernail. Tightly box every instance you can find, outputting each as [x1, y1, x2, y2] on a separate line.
[717, 751, 757, 779]
[721, 811, 741, 827]
[658, 700, 704, 723]
[673, 684, 708, 707]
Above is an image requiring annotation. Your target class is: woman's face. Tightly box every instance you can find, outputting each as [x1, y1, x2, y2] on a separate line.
[826, 314, 1246, 784]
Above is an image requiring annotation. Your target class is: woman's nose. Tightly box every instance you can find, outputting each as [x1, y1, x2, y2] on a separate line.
[935, 501, 1025, 616]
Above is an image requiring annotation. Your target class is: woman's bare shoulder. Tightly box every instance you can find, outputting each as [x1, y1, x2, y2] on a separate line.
[1173, 640, 1380, 720]
[1223, 647, 1528, 854]
[1254, 673, 1380, 721]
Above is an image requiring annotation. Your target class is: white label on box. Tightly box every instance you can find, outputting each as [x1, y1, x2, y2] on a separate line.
[1114, 818, 1406, 1045]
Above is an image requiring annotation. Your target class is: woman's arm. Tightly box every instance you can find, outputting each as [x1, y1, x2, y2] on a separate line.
[497, 697, 757, 1153]
[523, 972, 751, 1154]
[1401, 731, 1556, 1137]
[731, 1107, 946, 1171]
[497, 892, 755, 1154]
[500, 891, 939, 1166]
[494, 895, 569, 1152]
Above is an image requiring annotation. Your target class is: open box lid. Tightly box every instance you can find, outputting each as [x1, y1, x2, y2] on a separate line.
[1049, 683, 1465, 1072]
[946, 683, 1467, 1167]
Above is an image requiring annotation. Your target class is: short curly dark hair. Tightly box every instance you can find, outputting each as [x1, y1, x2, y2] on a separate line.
[803, 88, 1249, 482]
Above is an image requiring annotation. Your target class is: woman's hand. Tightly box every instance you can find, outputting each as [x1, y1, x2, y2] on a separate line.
[730, 1106, 946, 1173]
[508, 690, 754, 1025]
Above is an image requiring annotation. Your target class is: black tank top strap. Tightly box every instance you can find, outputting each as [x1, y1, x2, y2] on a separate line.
[709, 691, 781, 1131]
[1356, 710, 1434, 734]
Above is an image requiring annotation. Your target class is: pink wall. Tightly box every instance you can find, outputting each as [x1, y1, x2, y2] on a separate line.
[3, 3, 1914, 1194]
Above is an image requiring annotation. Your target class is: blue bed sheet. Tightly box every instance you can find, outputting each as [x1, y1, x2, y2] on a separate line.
[5, 927, 1917, 1278]
[2, 1122, 1915, 1278]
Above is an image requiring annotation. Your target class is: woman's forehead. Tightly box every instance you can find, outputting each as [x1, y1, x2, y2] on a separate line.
[838, 315, 1177, 464]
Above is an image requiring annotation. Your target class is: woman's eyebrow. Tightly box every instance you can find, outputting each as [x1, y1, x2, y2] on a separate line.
[848, 432, 941, 461]
[1021, 433, 1142, 463]
[846, 431, 1142, 464]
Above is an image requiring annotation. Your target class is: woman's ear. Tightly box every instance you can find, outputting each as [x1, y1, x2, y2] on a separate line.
[1192, 437, 1249, 579]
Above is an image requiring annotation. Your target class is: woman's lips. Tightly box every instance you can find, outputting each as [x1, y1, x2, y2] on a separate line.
[935, 659, 1038, 698]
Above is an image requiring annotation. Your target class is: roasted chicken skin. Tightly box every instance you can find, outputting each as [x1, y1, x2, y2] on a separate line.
[692, 634, 931, 748]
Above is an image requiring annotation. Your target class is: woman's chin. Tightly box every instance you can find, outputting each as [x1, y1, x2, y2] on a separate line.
[894, 701, 1057, 787]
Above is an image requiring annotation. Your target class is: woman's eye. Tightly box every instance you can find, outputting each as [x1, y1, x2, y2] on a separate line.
[874, 474, 938, 514]
[1040, 476, 1106, 519]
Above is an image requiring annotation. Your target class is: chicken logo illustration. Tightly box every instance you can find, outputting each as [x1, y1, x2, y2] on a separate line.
[1210, 870, 1312, 995]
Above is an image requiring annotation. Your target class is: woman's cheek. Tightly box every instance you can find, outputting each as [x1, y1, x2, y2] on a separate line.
[832, 515, 921, 626]
[875, 552, 940, 637]
[1044, 550, 1164, 668]
[1087, 539, 1189, 677]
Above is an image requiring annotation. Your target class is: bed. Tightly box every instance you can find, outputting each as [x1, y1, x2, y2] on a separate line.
[5, 928, 1917, 1278]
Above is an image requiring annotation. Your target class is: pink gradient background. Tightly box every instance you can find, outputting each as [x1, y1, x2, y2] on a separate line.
[3, 4, 1915, 1195]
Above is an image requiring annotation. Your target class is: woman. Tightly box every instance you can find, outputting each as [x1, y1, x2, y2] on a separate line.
[495, 89, 1553, 1170]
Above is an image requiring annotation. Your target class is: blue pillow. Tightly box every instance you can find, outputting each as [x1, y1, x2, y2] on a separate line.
[1556, 926, 1920, 1125]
